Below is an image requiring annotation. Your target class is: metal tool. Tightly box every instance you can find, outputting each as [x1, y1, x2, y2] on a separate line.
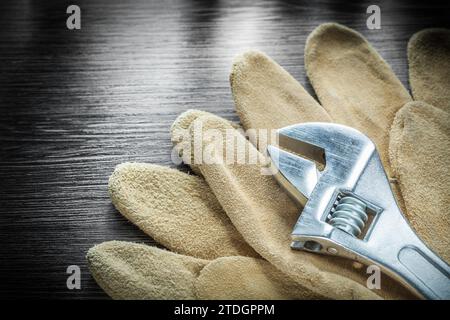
[267, 122, 450, 299]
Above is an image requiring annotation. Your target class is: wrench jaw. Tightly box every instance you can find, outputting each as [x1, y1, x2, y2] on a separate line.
[276, 122, 374, 165]
[266, 145, 319, 207]
[267, 121, 372, 206]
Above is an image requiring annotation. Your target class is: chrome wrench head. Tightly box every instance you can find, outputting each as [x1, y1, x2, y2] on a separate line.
[267, 122, 450, 299]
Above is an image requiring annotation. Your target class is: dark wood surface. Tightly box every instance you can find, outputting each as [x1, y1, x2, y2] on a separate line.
[0, 0, 449, 299]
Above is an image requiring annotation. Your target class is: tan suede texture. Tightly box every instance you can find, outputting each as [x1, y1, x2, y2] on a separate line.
[390, 102, 450, 262]
[87, 23, 449, 300]
[401, 28, 450, 261]
[175, 111, 409, 300]
[304, 23, 412, 174]
[230, 52, 332, 130]
[408, 29, 450, 111]
[231, 24, 408, 211]
[87, 241, 205, 299]
[105, 150, 321, 299]
[196, 255, 322, 299]
[108, 163, 258, 259]
[87, 241, 323, 299]
[227, 24, 448, 297]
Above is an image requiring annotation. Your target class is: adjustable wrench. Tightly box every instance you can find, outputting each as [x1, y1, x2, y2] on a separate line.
[267, 122, 450, 299]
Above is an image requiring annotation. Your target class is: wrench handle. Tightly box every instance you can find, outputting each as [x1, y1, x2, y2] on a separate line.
[394, 245, 450, 299]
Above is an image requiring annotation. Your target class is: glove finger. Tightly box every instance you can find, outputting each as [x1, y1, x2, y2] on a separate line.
[171, 109, 241, 175]
[197, 256, 325, 299]
[408, 28, 450, 111]
[182, 112, 412, 299]
[109, 163, 258, 260]
[230, 50, 331, 136]
[389, 102, 450, 263]
[87, 241, 206, 299]
[87, 241, 326, 299]
[305, 23, 412, 172]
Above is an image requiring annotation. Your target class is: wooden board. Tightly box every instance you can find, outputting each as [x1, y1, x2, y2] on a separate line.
[0, 0, 448, 298]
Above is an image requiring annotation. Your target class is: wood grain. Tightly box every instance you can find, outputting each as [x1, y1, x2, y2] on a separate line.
[0, 0, 449, 299]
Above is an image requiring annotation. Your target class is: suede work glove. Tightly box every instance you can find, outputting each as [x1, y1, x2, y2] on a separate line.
[87, 24, 449, 299]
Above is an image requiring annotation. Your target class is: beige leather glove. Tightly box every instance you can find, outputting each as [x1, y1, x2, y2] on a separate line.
[87, 24, 449, 299]
[87, 112, 380, 300]
[230, 24, 449, 263]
